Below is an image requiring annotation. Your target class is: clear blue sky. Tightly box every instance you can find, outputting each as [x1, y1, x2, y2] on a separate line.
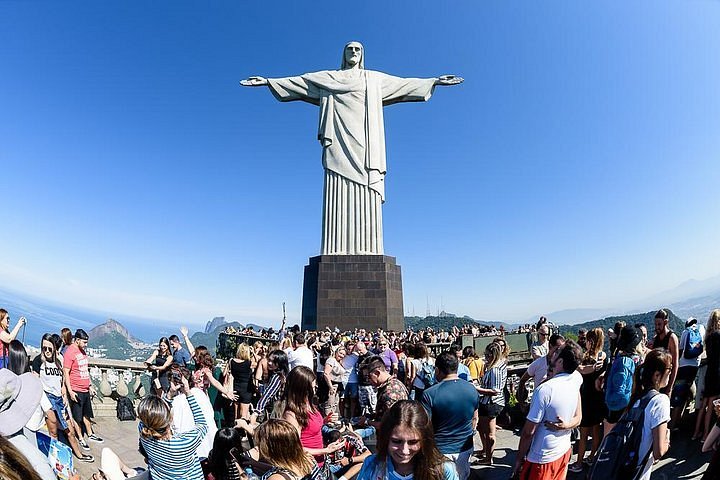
[1, 1, 719, 327]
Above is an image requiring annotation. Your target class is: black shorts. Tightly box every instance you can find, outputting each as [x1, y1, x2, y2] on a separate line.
[70, 391, 94, 424]
[478, 402, 503, 419]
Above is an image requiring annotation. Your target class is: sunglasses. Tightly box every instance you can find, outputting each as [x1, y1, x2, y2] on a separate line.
[42, 346, 54, 352]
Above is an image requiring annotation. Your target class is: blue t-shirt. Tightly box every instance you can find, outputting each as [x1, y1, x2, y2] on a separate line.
[421, 378, 479, 454]
[457, 363, 471, 382]
[357, 454, 458, 480]
[173, 347, 192, 367]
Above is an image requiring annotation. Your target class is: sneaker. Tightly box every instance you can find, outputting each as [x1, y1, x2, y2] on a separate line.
[77, 454, 95, 463]
[79, 439, 90, 450]
[568, 463, 584, 473]
[88, 434, 104, 443]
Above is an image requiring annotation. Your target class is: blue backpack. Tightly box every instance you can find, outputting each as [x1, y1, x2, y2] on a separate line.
[419, 361, 436, 389]
[684, 327, 704, 359]
[605, 355, 636, 412]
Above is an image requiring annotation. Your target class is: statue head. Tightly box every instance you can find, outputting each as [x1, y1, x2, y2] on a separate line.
[341, 41, 364, 70]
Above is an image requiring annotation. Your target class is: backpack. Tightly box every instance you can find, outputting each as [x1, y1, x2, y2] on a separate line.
[589, 390, 659, 480]
[605, 355, 636, 412]
[419, 360, 436, 389]
[683, 327, 703, 359]
[116, 396, 136, 421]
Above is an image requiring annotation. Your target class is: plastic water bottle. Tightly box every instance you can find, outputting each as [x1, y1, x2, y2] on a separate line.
[245, 468, 260, 480]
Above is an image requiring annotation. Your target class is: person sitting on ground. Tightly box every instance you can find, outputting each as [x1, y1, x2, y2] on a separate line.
[255, 419, 320, 480]
[324, 426, 371, 480]
[137, 375, 208, 480]
[0, 368, 56, 480]
[357, 400, 458, 480]
[207, 428, 244, 480]
[0, 435, 44, 480]
[165, 365, 218, 460]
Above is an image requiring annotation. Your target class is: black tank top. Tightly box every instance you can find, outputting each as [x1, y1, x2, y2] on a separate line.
[653, 330, 674, 350]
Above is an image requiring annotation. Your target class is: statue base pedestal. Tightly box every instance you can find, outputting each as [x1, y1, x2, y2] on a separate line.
[301, 255, 404, 332]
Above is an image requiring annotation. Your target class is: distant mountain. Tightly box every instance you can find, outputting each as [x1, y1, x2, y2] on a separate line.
[404, 314, 515, 332]
[555, 309, 685, 339]
[89, 318, 140, 343]
[531, 308, 619, 326]
[204, 316, 227, 334]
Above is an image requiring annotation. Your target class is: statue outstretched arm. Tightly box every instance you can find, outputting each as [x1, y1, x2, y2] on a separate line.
[240, 76, 269, 86]
[435, 75, 464, 86]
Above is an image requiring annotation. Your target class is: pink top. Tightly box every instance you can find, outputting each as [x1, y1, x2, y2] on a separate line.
[301, 409, 325, 466]
[63, 343, 90, 392]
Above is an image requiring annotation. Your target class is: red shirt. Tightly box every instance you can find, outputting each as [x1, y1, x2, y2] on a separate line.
[63, 343, 90, 392]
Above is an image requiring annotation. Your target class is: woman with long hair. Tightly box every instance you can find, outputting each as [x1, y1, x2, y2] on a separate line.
[0, 309, 26, 368]
[569, 327, 607, 473]
[693, 309, 720, 441]
[254, 341, 269, 397]
[474, 341, 507, 465]
[410, 343, 434, 400]
[137, 375, 208, 480]
[255, 419, 317, 480]
[144, 337, 173, 393]
[461, 346, 484, 384]
[626, 348, 671, 480]
[60, 327, 73, 356]
[237, 349, 290, 435]
[0, 436, 43, 480]
[207, 427, 244, 480]
[357, 400, 458, 480]
[282, 366, 343, 466]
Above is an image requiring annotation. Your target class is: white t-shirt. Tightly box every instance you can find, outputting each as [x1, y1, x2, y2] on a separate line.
[526, 356, 549, 386]
[525, 372, 580, 464]
[635, 393, 670, 480]
[343, 353, 360, 383]
[288, 346, 314, 371]
[678, 325, 706, 368]
[171, 388, 218, 459]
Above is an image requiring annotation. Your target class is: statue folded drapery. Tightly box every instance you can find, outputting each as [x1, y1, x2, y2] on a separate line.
[241, 42, 462, 255]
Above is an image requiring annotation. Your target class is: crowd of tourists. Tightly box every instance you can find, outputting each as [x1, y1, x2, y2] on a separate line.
[2, 306, 720, 480]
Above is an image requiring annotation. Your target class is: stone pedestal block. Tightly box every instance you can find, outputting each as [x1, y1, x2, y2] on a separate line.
[301, 255, 404, 332]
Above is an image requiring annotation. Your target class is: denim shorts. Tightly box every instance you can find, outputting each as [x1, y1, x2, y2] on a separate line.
[46, 392, 69, 430]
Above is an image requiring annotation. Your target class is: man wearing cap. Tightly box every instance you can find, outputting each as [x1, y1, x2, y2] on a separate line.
[63, 328, 103, 447]
[0, 369, 57, 480]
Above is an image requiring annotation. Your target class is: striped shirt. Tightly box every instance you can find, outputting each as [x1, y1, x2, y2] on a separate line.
[139, 394, 208, 480]
[255, 372, 284, 413]
[479, 361, 507, 406]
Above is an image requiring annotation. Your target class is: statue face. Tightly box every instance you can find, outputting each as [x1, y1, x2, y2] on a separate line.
[344, 42, 363, 68]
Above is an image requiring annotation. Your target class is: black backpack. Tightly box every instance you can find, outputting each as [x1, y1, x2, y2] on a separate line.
[116, 396, 136, 421]
[589, 390, 659, 480]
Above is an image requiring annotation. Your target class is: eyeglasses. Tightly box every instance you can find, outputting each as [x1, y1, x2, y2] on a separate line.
[42, 346, 54, 352]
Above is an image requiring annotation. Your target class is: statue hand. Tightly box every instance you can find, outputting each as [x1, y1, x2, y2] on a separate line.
[436, 75, 463, 86]
[240, 76, 268, 87]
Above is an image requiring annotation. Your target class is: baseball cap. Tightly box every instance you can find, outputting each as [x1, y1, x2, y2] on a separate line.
[686, 317, 698, 328]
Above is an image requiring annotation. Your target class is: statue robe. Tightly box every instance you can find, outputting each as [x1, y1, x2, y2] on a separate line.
[267, 69, 436, 255]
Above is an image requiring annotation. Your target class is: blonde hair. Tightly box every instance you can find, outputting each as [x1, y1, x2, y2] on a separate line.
[707, 309, 720, 341]
[280, 337, 293, 351]
[255, 419, 314, 477]
[235, 343, 251, 361]
[138, 395, 172, 440]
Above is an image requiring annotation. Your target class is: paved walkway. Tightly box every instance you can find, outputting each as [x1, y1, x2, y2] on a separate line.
[77, 418, 710, 480]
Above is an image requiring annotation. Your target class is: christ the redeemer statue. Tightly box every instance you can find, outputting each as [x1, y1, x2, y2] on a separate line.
[241, 41, 462, 255]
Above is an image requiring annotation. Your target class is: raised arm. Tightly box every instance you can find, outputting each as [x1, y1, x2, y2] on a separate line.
[240, 76, 268, 86]
[0, 316, 25, 343]
[179, 326, 195, 357]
